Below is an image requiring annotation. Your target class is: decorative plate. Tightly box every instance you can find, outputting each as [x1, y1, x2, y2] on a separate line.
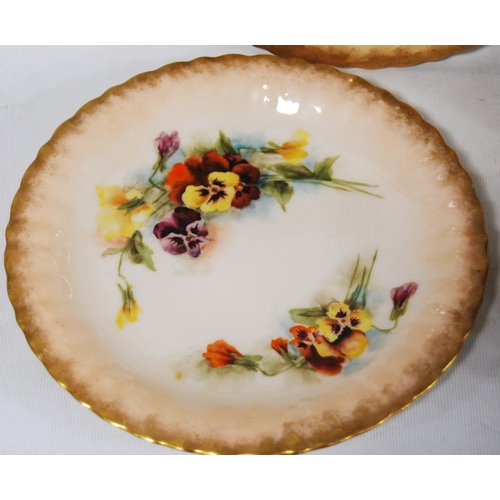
[256, 45, 476, 69]
[5, 55, 487, 454]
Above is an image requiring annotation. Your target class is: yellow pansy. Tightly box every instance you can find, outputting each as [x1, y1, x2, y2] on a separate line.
[326, 302, 371, 332]
[96, 185, 152, 241]
[275, 130, 309, 163]
[182, 171, 239, 213]
[317, 317, 343, 343]
[326, 302, 351, 322]
[348, 309, 372, 332]
[318, 302, 372, 342]
[116, 299, 142, 329]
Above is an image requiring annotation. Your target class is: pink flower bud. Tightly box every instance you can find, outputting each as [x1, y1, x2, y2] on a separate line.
[391, 282, 418, 309]
[155, 131, 180, 159]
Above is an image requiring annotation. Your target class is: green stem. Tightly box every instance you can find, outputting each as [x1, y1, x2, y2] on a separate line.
[358, 267, 367, 297]
[373, 317, 399, 333]
[149, 180, 166, 192]
[148, 171, 167, 192]
[257, 363, 296, 377]
[143, 159, 167, 195]
[117, 244, 134, 289]
[321, 179, 382, 197]
[303, 178, 380, 196]
[345, 254, 360, 303]
[261, 174, 382, 198]
[152, 191, 167, 204]
[237, 146, 258, 156]
[150, 200, 172, 217]
[330, 178, 379, 188]
[362, 250, 378, 307]
[117, 249, 126, 282]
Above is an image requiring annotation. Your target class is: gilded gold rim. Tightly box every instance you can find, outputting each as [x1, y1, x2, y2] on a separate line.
[54, 329, 474, 455]
[4, 54, 488, 454]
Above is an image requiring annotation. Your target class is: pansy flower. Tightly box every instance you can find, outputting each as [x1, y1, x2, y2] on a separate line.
[165, 152, 230, 205]
[289, 325, 349, 375]
[166, 152, 262, 211]
[331, 328, 369, 359]
[182, 171, 239, 212]
[203, 340, 242, 367]
[96, 185, 152, 241]
[317, 302, 372, 342]
[224, 154, 261, 209]
[153, 207, 209, 258]
[275, 130, 310, 163]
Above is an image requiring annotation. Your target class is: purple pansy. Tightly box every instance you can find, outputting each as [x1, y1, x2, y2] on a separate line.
[391, 282, 418, 309]
[155, 131, 180, 159]
[153, 207, 209, 258]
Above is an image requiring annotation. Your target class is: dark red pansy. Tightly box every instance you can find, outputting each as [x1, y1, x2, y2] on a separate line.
[223, 154, 261, 209]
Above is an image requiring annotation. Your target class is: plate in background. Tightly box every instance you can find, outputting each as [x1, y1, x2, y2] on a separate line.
[256, 45, 475, 68]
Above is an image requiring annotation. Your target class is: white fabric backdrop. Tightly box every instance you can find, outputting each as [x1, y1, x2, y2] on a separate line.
[1, 45, 498, 454]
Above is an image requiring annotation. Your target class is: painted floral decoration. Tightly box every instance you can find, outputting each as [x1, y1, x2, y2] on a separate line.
[96, 186, 152, 242]
[390, 282, 418, 321]
[95, 129, 418, 377]
[156, 131, 180, 160]
[203, 252, 418, 377]
[261, 129, 310, 163]
[96, 129, 381, 329]
[203, 340, 242, 368]
[153, 207, 209, 258]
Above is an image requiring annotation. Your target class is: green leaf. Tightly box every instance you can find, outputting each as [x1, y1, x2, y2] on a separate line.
[281, 351, 299, 365]
[127, 232, 156, 271]
[235, 356, 260, 372]
[313, 156, 339, 181]
[267, 141, 280, 148]
[289, 307, 326, 326]
[135, 241, 156, 271]
[128, 238, 143, 265]
[241, 355, 263, 362]
[215, 130, 237, 155]
[117, 197, 146, 215]
[102, 246, 125, 256]
[271, 163, 315, 180]
[261, 179, 294, 212]
[260, 147, 277, 154]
